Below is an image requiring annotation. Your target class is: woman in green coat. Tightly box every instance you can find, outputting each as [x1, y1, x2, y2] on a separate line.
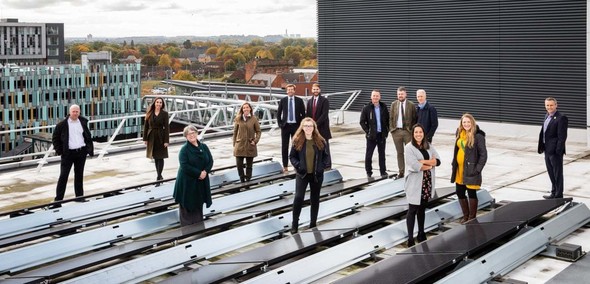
[232, 102, 261, 182]
[173, 125, 214, 226]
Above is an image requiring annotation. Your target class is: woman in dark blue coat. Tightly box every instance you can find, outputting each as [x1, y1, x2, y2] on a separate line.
[173, 125, 214, 226]
[289, 117, 330, 233]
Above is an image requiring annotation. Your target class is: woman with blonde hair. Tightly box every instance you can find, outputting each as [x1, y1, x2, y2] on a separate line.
[289, 117, 330, 233]
[232, 102, 261, 182]
[451, 113, 488, 223]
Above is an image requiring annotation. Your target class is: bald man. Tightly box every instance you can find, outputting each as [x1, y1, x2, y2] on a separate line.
[415, 89, 438, 142]
[51, 104, 94, 207]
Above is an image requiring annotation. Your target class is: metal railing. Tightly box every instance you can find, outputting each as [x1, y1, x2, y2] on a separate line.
[0, 90, 361, 172]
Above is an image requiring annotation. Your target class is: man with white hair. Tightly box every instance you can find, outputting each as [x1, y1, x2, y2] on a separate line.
[51, 104, 94, 207]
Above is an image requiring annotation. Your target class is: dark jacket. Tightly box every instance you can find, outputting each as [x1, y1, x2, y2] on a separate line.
[143, 110, 170, 159]
[277, 95, 306, 128]
[359, 101, 390, 141]
[173, 141, 213, 212]
[306, 95, 332, 140]
[416, 101, 438, 141]
[451, 127, 487, 186]
[538, 110, 568, 156]
[52, 115, 94, 157]
[289, 142, 330, 180]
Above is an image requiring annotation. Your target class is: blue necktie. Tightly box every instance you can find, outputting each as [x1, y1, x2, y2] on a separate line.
[288, 98, 294, 122]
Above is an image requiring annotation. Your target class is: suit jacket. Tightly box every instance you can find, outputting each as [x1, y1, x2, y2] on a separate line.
[306, 95, 332, 140]
[277, 95, 306, 128]
[52, 115, 94, 157]
[538, 110, 568, 156]
[359, 101, 390, 141]
[416, 101, 438, 141]
[389, 100, 417, 132]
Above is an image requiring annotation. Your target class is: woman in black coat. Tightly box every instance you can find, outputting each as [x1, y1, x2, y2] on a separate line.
[289, 117, 330, 234]
[451, 113, 488, 223]
[143, 97, 170, 183]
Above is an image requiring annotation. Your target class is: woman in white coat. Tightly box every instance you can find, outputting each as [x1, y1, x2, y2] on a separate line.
[404, 123, 441, 247]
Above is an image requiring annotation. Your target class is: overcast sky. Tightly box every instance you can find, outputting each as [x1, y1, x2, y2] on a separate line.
[1, 0, 318, 38]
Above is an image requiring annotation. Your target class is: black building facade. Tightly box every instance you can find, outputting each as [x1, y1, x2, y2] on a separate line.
[317, 0, 586, 128]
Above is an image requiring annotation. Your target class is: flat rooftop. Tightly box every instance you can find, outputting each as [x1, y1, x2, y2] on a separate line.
[1, 110, 589, 282]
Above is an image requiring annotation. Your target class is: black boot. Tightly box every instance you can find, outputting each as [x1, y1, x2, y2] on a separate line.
[417, 232, 427, 243]
[407, 237, 415, 247]
[290, 221, 299, 234]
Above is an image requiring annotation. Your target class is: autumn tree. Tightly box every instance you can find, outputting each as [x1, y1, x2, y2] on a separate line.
[142, 54, 158, 66]
[158, 54, 172, 67]
[224, 59, 237, 71]
[173, 70, 196, 81]
[183, 39, 192, 49]
[205, 46, 218, 55]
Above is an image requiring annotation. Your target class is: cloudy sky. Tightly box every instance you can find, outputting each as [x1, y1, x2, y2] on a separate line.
[1, 0, 318, 38]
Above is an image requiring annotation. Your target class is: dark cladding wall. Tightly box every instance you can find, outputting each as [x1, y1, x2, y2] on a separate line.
[317, 0, 586, 128]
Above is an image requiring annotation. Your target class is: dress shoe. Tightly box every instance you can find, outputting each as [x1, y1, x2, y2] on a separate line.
[416, 232, 427, 243]
[290, 227, 298, 234]
[47, 203, 62, 209]
[543, 195, 555, 199]
[406, 238, 415, 247]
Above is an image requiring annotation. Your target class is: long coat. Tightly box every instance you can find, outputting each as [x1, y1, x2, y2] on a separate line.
[143, 110, 170, 159]
[173, 141, 213, 212]
[306, 95, 332, 140]
[451, 127, 488, 186]
[404, 143, 440, 205]
[233, 115, 261, 157]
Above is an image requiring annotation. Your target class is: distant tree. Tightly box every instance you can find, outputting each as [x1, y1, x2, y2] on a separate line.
[183, 39, 192, 49]
[122, 40, 127, 47]
[90, 41, 107, 50]
[158, 54, 172, 67]
[182, 58, 191, 69]
[173, 70, 196, 81]
[138, 45, 150, 55]
[269, 45, 284, 60]
[255, 49, 274, 60]
[249, 39, 265, 47]
[205, 46, 218, 55]
[224, 59, 237, 71]
[165, 46, 181, 58]
[130, 40, 135, 48]
[280, 38, 295, 48]
[285, 51, 303, 66]
[142, 54, 158, 66]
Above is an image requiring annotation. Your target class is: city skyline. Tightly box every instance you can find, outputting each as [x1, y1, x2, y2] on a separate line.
[0, 0, 317, 38]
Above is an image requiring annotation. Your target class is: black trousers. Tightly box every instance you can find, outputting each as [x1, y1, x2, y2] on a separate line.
[406, 198, 428, 238]
[455, 183, 478, 199]
[365, 135, 387, 176]
[55, 149, 87, 201]
[280, 123, 299, 167]
[545, 153, 564, 198]
[179, 205, 204, 227]
[292, 174, 324, 228]
[236, 156, 254, 181]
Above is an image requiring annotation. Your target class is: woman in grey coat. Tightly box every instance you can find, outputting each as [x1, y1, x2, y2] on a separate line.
[404, 123, 441, 247]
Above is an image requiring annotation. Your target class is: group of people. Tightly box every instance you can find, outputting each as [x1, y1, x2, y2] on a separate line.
[51, 89, 567, 240]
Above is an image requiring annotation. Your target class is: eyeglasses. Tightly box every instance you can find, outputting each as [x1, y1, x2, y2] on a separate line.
[187, 132, 197, 136]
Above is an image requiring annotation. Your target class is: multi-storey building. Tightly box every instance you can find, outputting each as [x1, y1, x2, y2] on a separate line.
[0, 64, 142, 156]
[0, 18, 65, 65]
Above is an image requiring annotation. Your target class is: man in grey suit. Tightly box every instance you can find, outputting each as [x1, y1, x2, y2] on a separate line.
[389, 86, 417, 178]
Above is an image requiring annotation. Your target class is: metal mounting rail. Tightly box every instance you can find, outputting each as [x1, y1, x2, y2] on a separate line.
[160, 186, 457, 284]
[0, 161, 282, 239]
[0, 170, 342, 274]
[3, 175, 384, 284]
[63, 178, 405, 284]
[436, 202, 590, 283]
[243, 190, 495, 284]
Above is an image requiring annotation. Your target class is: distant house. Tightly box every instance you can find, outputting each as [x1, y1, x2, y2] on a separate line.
[121, 55, 142, 64]
[248, 73, 281, 87]
[180, 47, 207, 62]
[204, 61, 225, 75]
[244, 59, 293, 82]
[81, 51, 112, 68]
[198, 54, 216, 63]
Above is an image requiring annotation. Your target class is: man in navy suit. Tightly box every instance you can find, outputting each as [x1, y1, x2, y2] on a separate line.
[306, 83, 332, 169]
[538, 97, 568, 199]
[277, 84, 306, 172]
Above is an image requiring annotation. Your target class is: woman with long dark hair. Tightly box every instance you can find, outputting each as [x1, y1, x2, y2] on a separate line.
[404, 123, 441, 247]
[232, 102, 261, 182]
[289, 117, 330, 234]
[451, 113, 487, 223]
[143, 97, 170, 184]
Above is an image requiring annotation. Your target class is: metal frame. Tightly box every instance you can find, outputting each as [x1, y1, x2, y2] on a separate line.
[62, 178, 406, 284]
[436, 202, 590, 283]
[243, 190, 494, 284]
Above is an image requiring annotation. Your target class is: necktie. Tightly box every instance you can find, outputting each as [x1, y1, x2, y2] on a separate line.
[401, 102, 405, 126]
[288, 98, 294, 122]
[312, 98, 317, 120]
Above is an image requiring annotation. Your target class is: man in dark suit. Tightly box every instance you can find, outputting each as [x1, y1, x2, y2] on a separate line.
[360, 90, 389, 177]
[277, 84, 306, 172]
[52, 104, 94, 207]
[306, 83, 332, 168]
[415, 89, 438, 143]
[389, 86, 417, 178]
[538, 97, 568, 199]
